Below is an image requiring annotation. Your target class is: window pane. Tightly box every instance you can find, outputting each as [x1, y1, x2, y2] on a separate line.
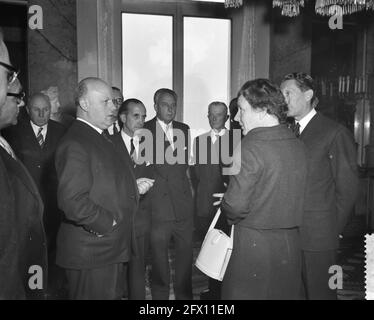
[122, 13, 173, 120]
[184, 17, 231, 139]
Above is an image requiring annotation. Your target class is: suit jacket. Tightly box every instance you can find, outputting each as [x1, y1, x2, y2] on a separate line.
[111, 133, 153, 236]
[55, 120, 139, 269]
[143, 117, 193, 222]
[0, 146, 47, 299]
[299, 112, 359, 251]
[222, 125, 308, 229]
[193, 130, 236, 219]
[3, 118, 66, 214]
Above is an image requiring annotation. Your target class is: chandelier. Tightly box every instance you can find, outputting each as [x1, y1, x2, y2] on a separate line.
[224, 0, 374, 16]
[273, 0, 305, 17]
[315, 0, 374, 15]
[224, 0, 243, 8]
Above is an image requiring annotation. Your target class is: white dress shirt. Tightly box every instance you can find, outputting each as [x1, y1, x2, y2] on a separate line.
[297, 108, 317, 134]
[157, 118, 174, 149]
[121, 130, 140, 158]
[210, 128, 226, 144]
[107, 121, 121, 135]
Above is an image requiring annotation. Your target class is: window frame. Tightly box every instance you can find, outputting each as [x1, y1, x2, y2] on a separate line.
[121, 0, 232, 121]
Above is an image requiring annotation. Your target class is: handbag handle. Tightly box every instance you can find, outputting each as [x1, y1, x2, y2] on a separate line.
[208, 207, 234, 238]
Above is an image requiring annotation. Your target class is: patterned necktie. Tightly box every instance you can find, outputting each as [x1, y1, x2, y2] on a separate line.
[37, 127, 44, 148]
[294, 122, 301, 138]
[130, 138, 136, 163]
[0, 136, 16, 160]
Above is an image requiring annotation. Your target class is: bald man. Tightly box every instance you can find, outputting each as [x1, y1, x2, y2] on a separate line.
[55, 78, 142, 299]
[3, 93, 66, 291]
[192, 101, 236, 299]
[0, 35, 47, 299]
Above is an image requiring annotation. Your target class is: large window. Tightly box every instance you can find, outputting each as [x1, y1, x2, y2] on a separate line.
[122, 1, 231, 137]
[122, 13, 173, 120]
[184, 17, 230, 136]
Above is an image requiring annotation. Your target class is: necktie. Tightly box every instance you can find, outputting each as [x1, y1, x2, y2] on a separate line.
[130, 138, 136, 160]
[294, 122, 301, 138]
[113, 124, 119, 135]
[165, 124, 174, 146]
[0, 136, 16, 160]
[37, 127, 44, 148]
[101, 131, 113, 144]
[212, 133, 220, 144]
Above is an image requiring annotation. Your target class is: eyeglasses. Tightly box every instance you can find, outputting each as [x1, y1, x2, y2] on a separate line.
[0, 61, 19, 85]
[7, 91, 25, 104]
[113, 97, 124, 106]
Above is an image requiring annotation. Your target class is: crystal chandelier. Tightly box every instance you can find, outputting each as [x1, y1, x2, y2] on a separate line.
[224, 0, 374, 16]
[315, 0, 374, 16]
[224, 0, 243, 8]
[273, 0, 305, 17]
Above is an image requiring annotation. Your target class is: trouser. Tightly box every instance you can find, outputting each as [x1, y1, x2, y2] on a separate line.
[128, 233, 150, 300]
[301, 250, 338, 300]
[65, 263, 127, 300]
[150, 219, 193, 300]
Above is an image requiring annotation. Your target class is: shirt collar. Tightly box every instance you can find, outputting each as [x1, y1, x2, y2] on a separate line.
[121, 130, 139, 144]
[297, 108, 317, 134]
[77, 118, 103, 134]
[210, 128, 226, 138]
[30, 120, 48, 136]
[157, 118, 173, 133]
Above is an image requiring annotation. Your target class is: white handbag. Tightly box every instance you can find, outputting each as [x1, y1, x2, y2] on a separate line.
[195, 208, 234, 281]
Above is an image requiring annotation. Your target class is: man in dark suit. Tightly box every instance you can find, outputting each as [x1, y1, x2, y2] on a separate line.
[281, 72, 359, 300]
[3, 93, 66, 253]
[144, 88, 194, 300]
[112, 98, 154, 300]
[193, 101, 235, 299]
[0, 34, 47, 299]
[55, 77, 143, 300]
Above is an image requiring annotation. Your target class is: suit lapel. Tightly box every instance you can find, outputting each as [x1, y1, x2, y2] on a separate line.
[0, 147, 43, 208]
[112, 133, 139, 202]
[24, 121, 42, 151]
[299, 113, 321, 141]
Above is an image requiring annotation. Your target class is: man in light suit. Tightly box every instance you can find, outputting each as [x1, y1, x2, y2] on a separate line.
[111, 98, 154, 300]
[281, 72, 359, 300]
[0, 32, 47, 299]
[144, 88, 194, 300]
[55, 77, 150, 300]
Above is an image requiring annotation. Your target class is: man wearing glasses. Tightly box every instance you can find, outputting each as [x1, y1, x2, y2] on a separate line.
[0, 32, 47, 299]
[106, 86, 124, 135]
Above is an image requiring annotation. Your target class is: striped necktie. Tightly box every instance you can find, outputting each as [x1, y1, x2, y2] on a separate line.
[37, 127, 44, 148]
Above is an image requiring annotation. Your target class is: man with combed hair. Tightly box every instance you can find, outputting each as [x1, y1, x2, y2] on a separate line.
[281, 72, 359, 300]
[0, 31, 47, 299]
[144, 88, 194, 300]
[55, 77, 151, 299]
[112, 98, 154, 299]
